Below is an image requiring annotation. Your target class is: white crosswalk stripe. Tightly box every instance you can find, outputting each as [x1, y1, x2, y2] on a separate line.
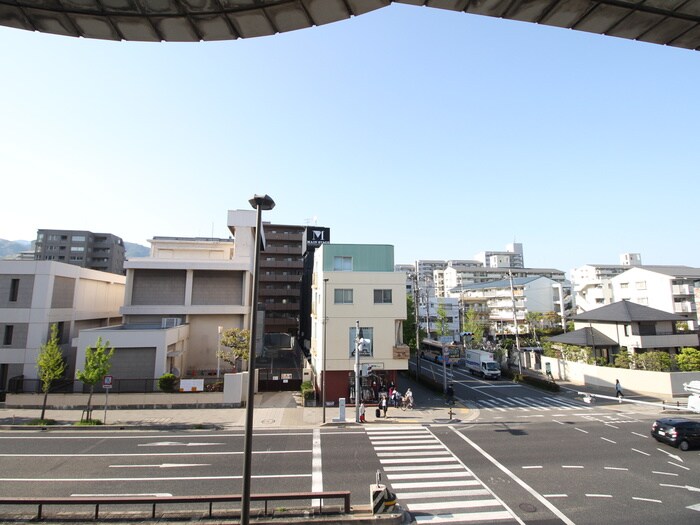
[367, 425, 517, 524]
[474, 396, 591, 412]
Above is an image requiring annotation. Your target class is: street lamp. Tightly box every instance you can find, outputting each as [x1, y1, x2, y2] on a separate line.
[354, 320, 362, 423]
[241, 193, 275, 525]
[217, 325, 223, 378]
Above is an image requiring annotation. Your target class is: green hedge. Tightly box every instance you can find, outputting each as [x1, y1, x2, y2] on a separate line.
[300, 381, 315, 400]
[509, 372, 560, 392]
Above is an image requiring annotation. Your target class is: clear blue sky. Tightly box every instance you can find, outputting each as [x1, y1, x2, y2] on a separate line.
[1, 4, 698, 274]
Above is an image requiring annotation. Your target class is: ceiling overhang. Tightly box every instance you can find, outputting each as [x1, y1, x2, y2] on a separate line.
[1, 0, 699, 50]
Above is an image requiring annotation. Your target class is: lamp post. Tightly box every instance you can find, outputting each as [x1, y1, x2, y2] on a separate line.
[354, 320, 362, 423]
[322, 278, 329, 424]
[508, 270, 523, 375]
[241, 194, 275, 525]
[217, 325, 223, 378]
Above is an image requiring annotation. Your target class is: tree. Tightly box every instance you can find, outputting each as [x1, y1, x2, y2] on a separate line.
[218, 328, 251, 369]
[635, 351, 673, 372]
[462, 308, 484, 347]
[76, 337, 114, 422]
[403, 294, 424, 351]
[436, 304, 450, 338]
[36, 324, 66, 421]
[675, 347, 700, 372]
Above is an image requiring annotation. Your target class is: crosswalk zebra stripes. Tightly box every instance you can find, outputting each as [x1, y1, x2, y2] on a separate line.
[473, 395, 591, 412]
[367, 425, 518, 524]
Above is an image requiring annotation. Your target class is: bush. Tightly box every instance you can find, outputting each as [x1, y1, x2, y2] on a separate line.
[676, 347, 700, 372]
[158, 373, 178, 393]
[300, 381, 315, 400]
[511, 373, 560, 392]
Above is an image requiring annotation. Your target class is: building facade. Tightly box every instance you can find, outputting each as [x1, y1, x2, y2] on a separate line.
[310, 244, 409, 405]
[0, 260, 125, 391]
[34, 229, 126, 275]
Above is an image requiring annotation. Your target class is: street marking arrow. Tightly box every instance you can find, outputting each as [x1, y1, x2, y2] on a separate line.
[657, 448, 683, 463]
[659, 483, 700, 493]
[687, 503, 700, 512]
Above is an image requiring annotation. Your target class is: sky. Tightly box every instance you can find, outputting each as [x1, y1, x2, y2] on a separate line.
[1, 4, 699, 275]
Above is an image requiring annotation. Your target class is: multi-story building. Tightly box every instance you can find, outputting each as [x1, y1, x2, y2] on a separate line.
[0, 260, 125, 391]
[310, 244, 409, 404]
[571, 254, 643, 314]
[443, 265, 567, 294]
[611, 266, 700, 329]
[416, 296, 460, 341]
[459, 276, 564, 335]
[34, 229, 126, 275]
[474, 242, 524, 268]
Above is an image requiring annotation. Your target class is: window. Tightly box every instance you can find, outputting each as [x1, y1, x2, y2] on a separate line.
[349, 326, 373, 357]
[71, 235, 86, 242]
[595, 298, 604, 304]
[620, 282, 629, 289]
[374, 289, 392, 304]
[334, 289, 353, 304]
[70, 246, 84, 252]
[636, 281, 647, 290]
[9, 279, 19, 302]
[3, 325, 13, 345]
[333, 256, 352, 271]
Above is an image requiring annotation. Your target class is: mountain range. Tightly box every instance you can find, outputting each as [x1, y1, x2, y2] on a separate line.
[0, 239, 150, 259]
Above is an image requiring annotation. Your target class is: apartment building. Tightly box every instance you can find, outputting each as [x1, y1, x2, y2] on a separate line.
[611, 266, 700, 329]
[443, 265, 567, 294]
[416, 296, 460, 341]
[571, 253, 643, 313]
[34, 229, 126, 275]
[310, 244, 409, 404]
[0, 260, 125, 391]
[474, 242, 524, 268]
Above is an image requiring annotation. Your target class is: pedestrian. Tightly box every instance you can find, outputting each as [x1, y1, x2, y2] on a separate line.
[446, 384, 455, 405]
[359, 402, 366, 423]
[615, 379, 624, 402]
[405, 388, 414, 409]
[380, 395, 388, 418]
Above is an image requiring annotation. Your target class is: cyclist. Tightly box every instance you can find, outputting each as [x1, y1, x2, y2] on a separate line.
[404, 388, 414, 409]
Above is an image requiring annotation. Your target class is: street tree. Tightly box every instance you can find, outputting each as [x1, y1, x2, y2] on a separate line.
[436, 304, 450, 338]
[36, 324, 66, 421]
[76, 337, 115, 422]
[218, 328, 251, 370]
[675, 347, 700, 372]
[403, 294, 424, 351]
[462, 308, 484, 347]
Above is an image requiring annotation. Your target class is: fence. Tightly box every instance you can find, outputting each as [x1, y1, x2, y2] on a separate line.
[7, 376, 224, 395]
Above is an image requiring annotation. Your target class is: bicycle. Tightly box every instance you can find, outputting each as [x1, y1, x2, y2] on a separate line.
[400, 397, 414, 411]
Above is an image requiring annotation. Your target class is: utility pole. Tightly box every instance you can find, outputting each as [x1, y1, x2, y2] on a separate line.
[508, 269, 522, 374]
[354, 320, 361, 423]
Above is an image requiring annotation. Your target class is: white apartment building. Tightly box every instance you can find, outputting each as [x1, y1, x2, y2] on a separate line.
[474, 242, 524, 268]
[611, 266, 700, 329]
[0, 260, 125, 391]
[74, 210, 258, 387]
[417, 296, 460, 341]
[460, 276, 563, 335]
[571, 254, 643, 314]
[310, 244, 409, 405]
[443, 266, 567, 295]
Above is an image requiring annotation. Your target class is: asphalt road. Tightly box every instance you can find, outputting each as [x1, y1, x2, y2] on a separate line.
[1, 365, 698, 524]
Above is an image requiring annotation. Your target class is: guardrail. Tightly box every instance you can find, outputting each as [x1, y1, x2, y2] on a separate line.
[0, 491, 351, 521]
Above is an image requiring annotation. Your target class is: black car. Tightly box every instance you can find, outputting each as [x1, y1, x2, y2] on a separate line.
[650, 417, 700, 451]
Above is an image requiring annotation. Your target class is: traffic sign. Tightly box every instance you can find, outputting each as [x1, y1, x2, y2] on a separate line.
[102, 375, 113, 389]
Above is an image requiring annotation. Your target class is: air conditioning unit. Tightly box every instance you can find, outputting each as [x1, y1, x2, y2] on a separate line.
[161, 318, 182, 328]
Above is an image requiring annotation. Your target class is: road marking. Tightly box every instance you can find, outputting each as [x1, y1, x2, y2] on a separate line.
[408, 499, 501, 511]
[138, 442, 224, 447]
[387, 471, 473, 480]
[575, 428, 588, 434]
[1, 474, 311, 482]
[605, 424, 620, 429]
[633, 497, 662, 503]
[311, 428, 322, 507]
[586, 494, 612, 498]
[451, 427, 575, 525]
[631, 432, 648, 439]
[383, 464, 464, 472]
[562, 465, 584, 469]
[632, 449, 650, 456]
[668, 462, 690, 471]
[0, 450, 311, 458]
[374, 445, 444, 451]
[659, 483, 700, 492]
[396, 489, 490, 500]
[553, 420, 565, 425]
[604, 467, 628, 471]
[652, 471, 678, 476]
[380, 457, 455, 464]
[544, 494, 568, 498]
[656, 448, 683, 463]
[391, 480, 481, 489]
[688, 503, 700, 512]
[601, 437, 617, 444]
[521, 466, 542, 469]
[413, 510, 514, 523]
[109, 463, 210, 468]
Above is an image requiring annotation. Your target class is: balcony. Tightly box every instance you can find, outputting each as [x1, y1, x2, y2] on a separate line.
[626, 332, 699, 349]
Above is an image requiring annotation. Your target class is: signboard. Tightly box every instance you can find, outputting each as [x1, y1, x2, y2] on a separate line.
[302, 226, 330, 251]
[102, 375, 113, 389]
[179, 379, 204, 392]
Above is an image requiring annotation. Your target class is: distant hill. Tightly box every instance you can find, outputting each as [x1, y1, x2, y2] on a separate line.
[0, 239, 31, 259]
[125, 242, 150, 258]
[0, 239, 149, 260]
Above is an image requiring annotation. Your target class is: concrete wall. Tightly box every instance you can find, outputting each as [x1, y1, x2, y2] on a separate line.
[4, 391, 235, 409]
[525, 351, 700, 398]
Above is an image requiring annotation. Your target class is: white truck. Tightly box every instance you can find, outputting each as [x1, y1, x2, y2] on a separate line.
[465, 349, 501, 380]
[684, 381, 700, 413]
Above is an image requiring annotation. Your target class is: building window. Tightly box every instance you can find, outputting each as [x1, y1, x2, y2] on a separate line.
[70, 246, 84, 252]
[595, 298, 604, 304]
[71, 235, 86, 242]
[3, 325, 13, 345]
[334, 289, 353, 304]
[636, 281, 647, 290]
[620, 282, 628, 289]
[374, 289, 393, 304]
[349, 326, 373, 357]
[333, 256, 352, 271]
[9, 279, 19, 302]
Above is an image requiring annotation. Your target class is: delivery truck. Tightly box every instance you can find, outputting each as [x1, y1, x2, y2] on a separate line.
[465, 349, 501, 379]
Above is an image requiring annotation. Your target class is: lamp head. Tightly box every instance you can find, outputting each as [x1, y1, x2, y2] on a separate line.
[248, 194, 275, 210]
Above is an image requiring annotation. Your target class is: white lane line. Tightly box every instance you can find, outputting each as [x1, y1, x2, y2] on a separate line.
[633, 497, 662, 503]
[553, 420, 565, 425]
[668, 462, 690, 471]
[604, 467, 628, 471]
[383, 464, 463, 472]
[380, 457, 455, 464]
[374, 445, 444, 451]
[109, 463, 210, 469]
[311, 428, 323, 507]
[451, 427, 575, 525]
[544, 494, 568, 498]
[652, 471, 678, 477]
[605, 424, 620, 429]
[387, 471, 473, 480]
[377, 451, 451, 457]
[1, 474, 311, 482]
[575, 428, 589, 434]
[586, 494, 612, 498]
[0, 450, 311, 458]
[601, 437, 617, 444]
[413, 510, 514, 523]
[396, 489, 490, 500]
[522, 466, 543, 469]
[391, 480, 481, 489]
[408, 499, 501, 511]
[370, 439, 438, 446]
[632, 449, 650, 456]
[562, 465, 584, 469]
[631, 432, 648, 439]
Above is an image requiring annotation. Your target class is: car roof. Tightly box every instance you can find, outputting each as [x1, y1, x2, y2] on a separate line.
[655, 418, 696, 424]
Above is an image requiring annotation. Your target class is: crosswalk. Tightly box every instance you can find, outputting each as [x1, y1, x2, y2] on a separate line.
[473, 395, 592, 412]
[367, 425, 518, 524]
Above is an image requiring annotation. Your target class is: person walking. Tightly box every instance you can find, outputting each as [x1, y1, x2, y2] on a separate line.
[380, 395, 388, 418]
[615, 379, 624, 402]
[359, 402, 366, 423]
[446, 384, 455, 405]
[405, 388, 414, 409]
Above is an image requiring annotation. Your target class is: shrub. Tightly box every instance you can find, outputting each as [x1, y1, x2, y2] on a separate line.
[300, 381, 315, 400]
[635, 351, 673, 372]
[158, 373, 178, 393]
[511, 373, 560, 392]
[676, 347, 700, 372]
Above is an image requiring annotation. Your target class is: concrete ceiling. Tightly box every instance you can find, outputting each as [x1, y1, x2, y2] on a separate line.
[1, 0, 699, 49]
